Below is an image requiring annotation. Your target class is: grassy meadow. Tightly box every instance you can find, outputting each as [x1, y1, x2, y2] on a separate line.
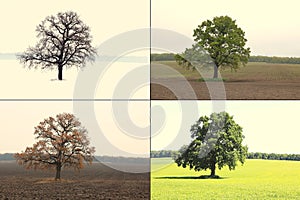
[151, 158, 300, 199]
[151, 61, 300, 81]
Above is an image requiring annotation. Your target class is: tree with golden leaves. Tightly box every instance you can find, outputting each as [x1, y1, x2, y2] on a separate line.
[15, 113, 95, 180]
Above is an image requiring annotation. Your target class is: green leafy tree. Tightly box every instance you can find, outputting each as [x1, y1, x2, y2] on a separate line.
[176, 16, 250, 78]
[175, 45, 211, 71]
[175, 112, 248, 178]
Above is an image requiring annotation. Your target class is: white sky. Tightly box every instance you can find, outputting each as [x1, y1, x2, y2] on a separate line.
[0, 0, 149, 53]
[152, 101, 300, 154]
[152, 0, 300, 57]
[0, 0, 150, 99]
[2, 1, 300, 57]
[0, 1, 299, 157]
[1, 101, 298, 155]
[0, 101, 149, 157]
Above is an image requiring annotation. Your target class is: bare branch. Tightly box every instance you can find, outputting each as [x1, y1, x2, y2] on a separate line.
[18, 11, 97, 80]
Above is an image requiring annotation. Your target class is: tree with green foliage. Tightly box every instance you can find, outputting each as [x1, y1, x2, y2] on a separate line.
[175, 45, 211, 71]
[175, 112, 248, 178]
[176, 16, 250, 78]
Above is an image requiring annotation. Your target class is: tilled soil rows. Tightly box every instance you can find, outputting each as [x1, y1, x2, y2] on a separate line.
[0, 162, 150, 199]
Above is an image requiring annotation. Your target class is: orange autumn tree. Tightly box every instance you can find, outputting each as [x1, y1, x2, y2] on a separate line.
[15, 113, 95, 180]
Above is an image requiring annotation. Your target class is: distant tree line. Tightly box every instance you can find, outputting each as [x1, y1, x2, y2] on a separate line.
[0, 53, 17, 60]
[2, 152, 300, 162]
[151, 53, 300, 64]
[249, 56, 300, 64]
[94, 156, 149, 164]
[150, 150, 300, 161]
[151, 53, 176, 61]
[0, 153, 14, 160]
[247, 152, 300, 161]
[0, 153, 148, 164]
[150, 150, 178, 158]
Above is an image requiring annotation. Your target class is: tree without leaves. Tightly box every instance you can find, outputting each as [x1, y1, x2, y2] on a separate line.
[176, 16, 250, 78]
[175, 112, 248, 178]
[15, 113, 95, 180]
[18, 11, 97, 80]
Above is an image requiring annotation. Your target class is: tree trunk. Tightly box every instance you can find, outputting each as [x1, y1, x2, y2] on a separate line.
[55, 163, 61, 180]
[210, 162, 216, 177]
[58, 65, 63, 80]
[213, 65, 218, 79]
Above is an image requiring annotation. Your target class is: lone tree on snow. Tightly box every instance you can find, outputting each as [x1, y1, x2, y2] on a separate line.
[15, 113, 95, 180]
[18, 11, 96, 80]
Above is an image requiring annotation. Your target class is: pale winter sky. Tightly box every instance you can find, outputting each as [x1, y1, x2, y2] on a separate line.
[1, 1, 300, 57]
[152, 101, 300, 154]
[0, 0, 149, 53]
[0, 0, 150, 99]
[0, 101, 149, 157]
[152, 0, 300, 57]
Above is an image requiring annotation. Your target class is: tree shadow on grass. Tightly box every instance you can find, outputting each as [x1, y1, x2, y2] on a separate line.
[155, 175, 228, 180]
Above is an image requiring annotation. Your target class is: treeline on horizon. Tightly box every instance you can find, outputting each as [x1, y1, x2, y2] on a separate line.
[2, 152, 300, 162]
[151, 150, 300, 161]
[0, 153, 149, 163]
[151, 53, 300, 64]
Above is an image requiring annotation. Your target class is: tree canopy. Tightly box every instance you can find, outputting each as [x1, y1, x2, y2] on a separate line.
[15, 113, 95, 180]
[18, 11, 96, 80]
[175, 112, 248, 178]
[176, 16, 251, 78]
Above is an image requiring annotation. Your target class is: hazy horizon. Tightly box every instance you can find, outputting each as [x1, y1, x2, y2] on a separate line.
[152, 0, 300, 57]
[0, 0, 149, 53]
[0, 101, 149, 158]
[3, 52, 300, 59]
[152, 101, 300, 155]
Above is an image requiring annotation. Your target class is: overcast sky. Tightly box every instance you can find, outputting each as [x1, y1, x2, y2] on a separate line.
[0, 101, 149, 157]
[0, 0, 149, 53]
[152, 0, 300, 57]
[1, 1, 299, 157]
[152, 101, 300, 154]
[1, 101, 298, 156]
[3, 1, 300, 57]
[0, 0, 149, 99]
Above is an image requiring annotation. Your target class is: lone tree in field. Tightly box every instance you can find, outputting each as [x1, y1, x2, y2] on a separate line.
[18, 11, 96, 80]
[176, 16, 250, 78]
[175, 112, 248, 178]
[15, 113, 95, 180]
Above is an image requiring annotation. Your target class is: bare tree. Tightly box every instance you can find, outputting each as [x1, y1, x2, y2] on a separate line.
[18, 11, 97, 80]
[15, 113, 95, 180]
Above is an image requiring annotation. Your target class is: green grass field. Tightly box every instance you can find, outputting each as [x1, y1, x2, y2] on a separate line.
[151, 158, 300, 199]
[151, 61, 300, 81]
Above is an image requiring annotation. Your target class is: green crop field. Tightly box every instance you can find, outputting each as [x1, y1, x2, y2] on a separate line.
[151, 158, 300, 199]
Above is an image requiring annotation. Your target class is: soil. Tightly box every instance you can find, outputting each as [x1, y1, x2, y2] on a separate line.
[0, 161, 149, 200]
[151, 78, 300, 100]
